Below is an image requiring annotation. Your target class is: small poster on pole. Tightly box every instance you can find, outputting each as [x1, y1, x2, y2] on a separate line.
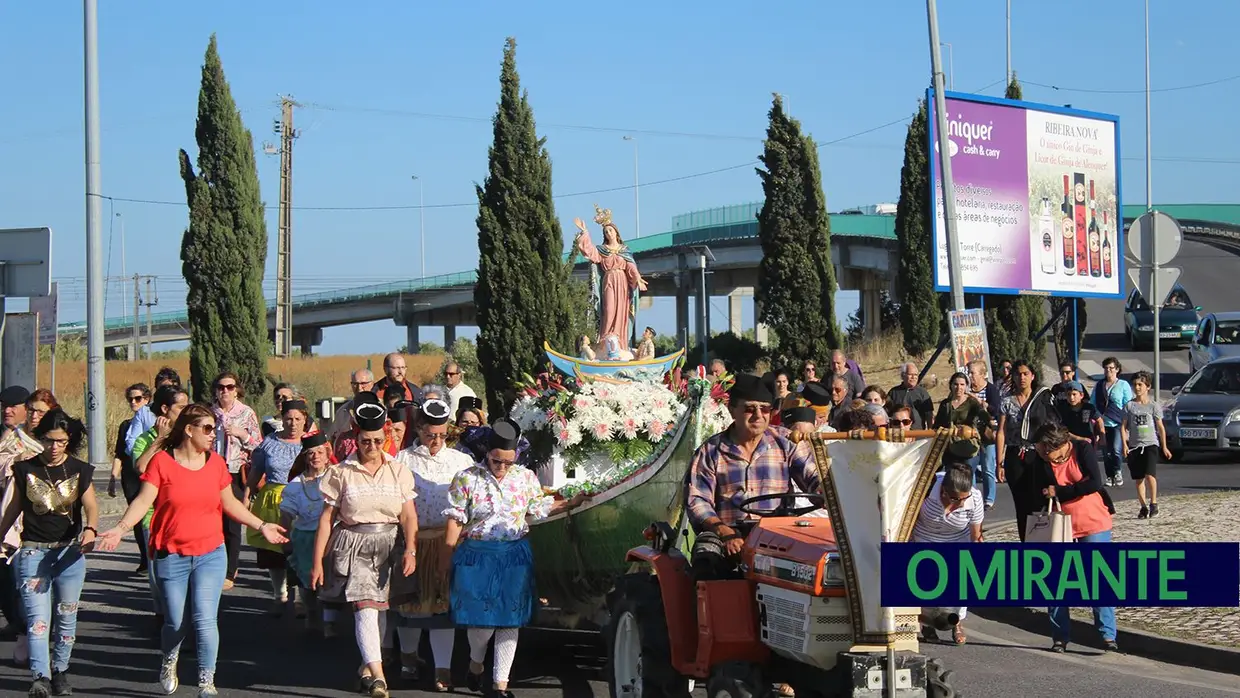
[949, 309, 992, 380]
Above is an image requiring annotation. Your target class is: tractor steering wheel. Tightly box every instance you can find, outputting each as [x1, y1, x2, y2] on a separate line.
[737, 491, 826, 518]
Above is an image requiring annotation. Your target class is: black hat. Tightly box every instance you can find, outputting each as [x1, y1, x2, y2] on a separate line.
[781, 406, 816, 425]
[801, 381, 832, 407]
[354, 399, 388, 432]
[457, 396, 483, 412]
[488, 417, 522, 451]
[301, 432, 328, 450]
[421, 398, 451, 426]
[0, 386, 30, 406]
[281, 399, 308, 415]
[728, 373, 774, 405]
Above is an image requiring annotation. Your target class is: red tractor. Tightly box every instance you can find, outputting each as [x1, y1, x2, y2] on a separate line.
[604, 494, 958, 698]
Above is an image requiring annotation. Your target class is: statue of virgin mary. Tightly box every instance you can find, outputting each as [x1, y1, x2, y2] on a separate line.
[573, 205, 647, 354]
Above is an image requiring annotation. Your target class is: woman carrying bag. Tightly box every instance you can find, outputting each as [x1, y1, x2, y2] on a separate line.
[995, 360, 1059, 541]
[1028, 423, 1118, 654]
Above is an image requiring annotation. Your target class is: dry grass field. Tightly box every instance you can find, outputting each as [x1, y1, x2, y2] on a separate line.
[35, 353, 445, 454]
[842, 331, 955, 403]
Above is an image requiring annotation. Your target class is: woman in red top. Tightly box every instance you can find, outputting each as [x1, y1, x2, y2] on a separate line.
[97, 404, 288, 697]
[1029, 424, 1118, 654]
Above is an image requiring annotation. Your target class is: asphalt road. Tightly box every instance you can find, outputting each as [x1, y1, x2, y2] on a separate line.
[1, 517, 1238, 697]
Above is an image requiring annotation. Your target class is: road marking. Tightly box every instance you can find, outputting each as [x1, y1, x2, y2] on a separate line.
[1079, 359, 1106, 380]
[963, 625, 1240, 693]
[1165, 356, 1191, 374]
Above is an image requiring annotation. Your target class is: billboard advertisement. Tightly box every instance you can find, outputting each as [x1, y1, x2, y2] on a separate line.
[927, 90, 1123, 298]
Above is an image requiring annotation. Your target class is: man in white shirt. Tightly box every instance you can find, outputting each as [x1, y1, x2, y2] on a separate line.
[444, 362, 476, 416]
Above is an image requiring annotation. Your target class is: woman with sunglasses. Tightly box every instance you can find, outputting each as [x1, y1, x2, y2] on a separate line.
[1028, 423, 1118, 653]
[1090, 356, 1134, 487]
[445, 419, 588, 698]
[932, 373, 990, 471]
[0, 409, 98, 698]
[244, 399, 311, 616]
[996, 359, 1059, 541]
[209, 372, 262, 591]
[96, 404, 288, 697]
[311, 397, 418, 698]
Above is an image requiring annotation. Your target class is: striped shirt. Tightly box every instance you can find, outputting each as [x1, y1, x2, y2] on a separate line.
[911, 474, 984, 543]
[687, 427, 821, 528]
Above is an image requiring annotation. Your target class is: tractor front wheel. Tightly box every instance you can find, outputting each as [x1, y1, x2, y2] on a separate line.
[605, 573, 690, 698]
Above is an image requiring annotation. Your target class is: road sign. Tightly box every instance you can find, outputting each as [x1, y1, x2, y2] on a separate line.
[1128, 266, 1182, 306]
[28, 282, 58, 346]
[1, 313, 37, 390]
[1127, 211, 1182, 266]
[0, 227, 52, 298]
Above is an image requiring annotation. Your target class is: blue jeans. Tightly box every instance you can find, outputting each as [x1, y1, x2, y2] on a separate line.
[969, 444, 998, 505]
[1103, 426, 1124, 479]
[1048, 530, 1117, 643]
[153, 544, 227, 672]
[142, 528, 166, 617]
[16, 544, 86, 679]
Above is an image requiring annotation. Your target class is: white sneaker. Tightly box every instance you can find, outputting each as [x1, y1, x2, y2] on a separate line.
[13, 633, 28, 666]
[1113, 474, 1124, 487]
[198, 669, 218, 696]
[159, 651, 179, 694]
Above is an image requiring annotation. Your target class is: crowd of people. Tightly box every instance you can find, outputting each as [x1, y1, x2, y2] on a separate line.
[0, 345, 1173, 696]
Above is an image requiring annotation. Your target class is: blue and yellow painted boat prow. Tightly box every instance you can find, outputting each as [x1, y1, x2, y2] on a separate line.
[543, 341, 684, 383]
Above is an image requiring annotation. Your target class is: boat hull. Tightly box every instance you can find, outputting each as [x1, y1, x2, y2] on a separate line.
[543, 341, 684, 383]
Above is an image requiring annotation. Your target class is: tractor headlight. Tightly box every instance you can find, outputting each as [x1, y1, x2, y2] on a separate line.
[823, 552, 845, 587]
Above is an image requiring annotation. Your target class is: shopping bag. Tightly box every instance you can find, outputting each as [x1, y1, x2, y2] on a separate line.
[1025, 496, 1072, 543]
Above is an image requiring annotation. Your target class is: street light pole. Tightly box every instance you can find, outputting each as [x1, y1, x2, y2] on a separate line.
[83, 0, 108, 475]
[940, 42, 954, 90]
[412, 175, 425, 280]
[623, 136, 640, 237]
[928, 0, 966, 313]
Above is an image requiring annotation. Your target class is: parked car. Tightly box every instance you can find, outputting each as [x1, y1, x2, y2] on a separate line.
[1164, 356, 1240, 461]
[1123, 284, 1202, 350]
[1188, 312, 1240, 373]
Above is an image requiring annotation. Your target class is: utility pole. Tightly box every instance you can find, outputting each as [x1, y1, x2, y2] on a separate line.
[264, 95, 299, 358]
[927, 0, 966, 313]
[143, 276, 158, 359]
[84, 0, 107, 475]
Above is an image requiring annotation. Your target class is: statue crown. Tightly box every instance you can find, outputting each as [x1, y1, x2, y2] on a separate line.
[593, 204, 612, 227]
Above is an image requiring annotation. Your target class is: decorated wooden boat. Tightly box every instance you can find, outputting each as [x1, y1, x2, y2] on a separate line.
[543, 341, 685, 383]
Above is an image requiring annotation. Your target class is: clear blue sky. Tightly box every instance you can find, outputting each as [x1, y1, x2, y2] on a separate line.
[2, 1, 1236, 355]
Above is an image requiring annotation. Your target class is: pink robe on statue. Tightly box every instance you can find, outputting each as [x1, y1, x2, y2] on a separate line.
[578, 234, 642, 352]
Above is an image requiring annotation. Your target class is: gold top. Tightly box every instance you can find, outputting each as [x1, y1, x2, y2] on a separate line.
[593, 203, 613, 227]
[25, 470, 80, 518]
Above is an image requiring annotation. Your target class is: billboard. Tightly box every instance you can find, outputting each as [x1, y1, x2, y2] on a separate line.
[928, 90, 1123, 298]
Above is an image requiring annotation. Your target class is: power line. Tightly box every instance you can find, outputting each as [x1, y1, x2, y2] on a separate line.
[1022, 72, 1240, 95]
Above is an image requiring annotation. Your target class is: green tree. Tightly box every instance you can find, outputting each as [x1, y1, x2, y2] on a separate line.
[755, 94, 841, 366]
[179, 34, 269, 401]
[474, 37, 576, 414]
[895, 99, 939, 355]
[982, 74, 1047, 368]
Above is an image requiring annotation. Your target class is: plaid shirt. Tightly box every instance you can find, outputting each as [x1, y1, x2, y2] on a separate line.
[687, 427, 821, 529]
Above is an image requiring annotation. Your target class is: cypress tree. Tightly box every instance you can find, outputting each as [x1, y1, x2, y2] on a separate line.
[474, 37, 572, 414]
[755, 95, 838, 366]
[179, 34, 269, 401]
[895, 99, 939, 355]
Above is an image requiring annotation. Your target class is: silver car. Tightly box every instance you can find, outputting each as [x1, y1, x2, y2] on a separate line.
[1188, 312, 1240, 373]
[1166, 356, 1240, 460]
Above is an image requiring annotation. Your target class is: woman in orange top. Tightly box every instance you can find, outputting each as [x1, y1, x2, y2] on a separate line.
[1029, 424, 1118, 655]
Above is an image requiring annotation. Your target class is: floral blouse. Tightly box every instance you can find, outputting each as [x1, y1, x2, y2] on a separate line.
[443, 464, 554, 542]
[213, 402, 262, 474]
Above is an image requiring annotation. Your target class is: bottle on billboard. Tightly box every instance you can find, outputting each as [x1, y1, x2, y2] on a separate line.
[1073, 173, 1089, 276]
[1061, 175, 1075, 275]
[1087, 180, 1102, 278]
[1038, 197, 1056, 274]
[1102, 210, 1113, 278]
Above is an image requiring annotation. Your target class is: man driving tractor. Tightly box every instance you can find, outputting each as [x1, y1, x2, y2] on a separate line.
[685, 374, 824, 577]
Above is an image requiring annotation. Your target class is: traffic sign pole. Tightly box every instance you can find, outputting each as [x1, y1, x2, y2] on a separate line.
[1152, 212, 1160, 398]
[1128, 210, 1184, 399]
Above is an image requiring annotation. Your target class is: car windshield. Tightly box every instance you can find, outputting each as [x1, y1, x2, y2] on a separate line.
[1183, 363, 1240, 394]
[1163, 289, 1193, 309]
[1215, 321, 1240, 345]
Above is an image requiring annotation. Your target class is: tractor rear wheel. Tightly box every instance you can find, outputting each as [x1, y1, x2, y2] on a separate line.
[606, 573, 690, 698]
[926, 659, 957, 698]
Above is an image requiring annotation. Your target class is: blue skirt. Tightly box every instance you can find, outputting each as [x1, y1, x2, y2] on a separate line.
[449, 538, 535, 628]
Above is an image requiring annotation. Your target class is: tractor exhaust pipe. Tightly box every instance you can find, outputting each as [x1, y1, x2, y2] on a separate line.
[919, 609, 960, 630]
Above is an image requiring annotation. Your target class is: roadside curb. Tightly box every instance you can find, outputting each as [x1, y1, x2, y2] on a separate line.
[971, 606, 1240, 677]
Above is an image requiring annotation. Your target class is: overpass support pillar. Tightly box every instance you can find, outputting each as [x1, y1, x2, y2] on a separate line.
[753, 296, 769, 347]
[443, 325, 456, 348]
[293, 328, 324, 357]
[406, 324, 420, 354]
[728, 294, 743, 336]
[674, 254, 691, 350]
[853, 269, 886, 340]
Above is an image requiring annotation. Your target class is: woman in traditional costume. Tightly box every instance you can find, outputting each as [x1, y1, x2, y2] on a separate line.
[394, 399, 475, 689]
[244, 399, 309, 616]
[311, 396, 418, 698]
[444, 419, 588, 698]
[278, 432, 338, 636]
[574, 205, 648, 355]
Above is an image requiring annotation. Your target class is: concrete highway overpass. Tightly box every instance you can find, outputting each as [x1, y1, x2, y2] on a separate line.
[57, 202, 1240, 356]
